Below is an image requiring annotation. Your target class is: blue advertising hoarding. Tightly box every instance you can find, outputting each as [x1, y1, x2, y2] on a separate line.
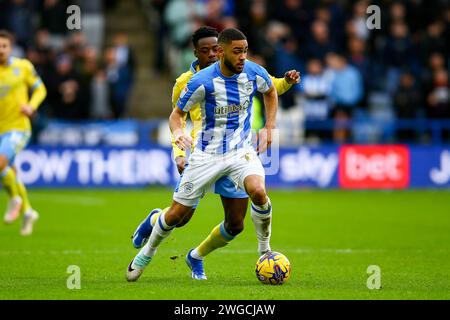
[409, 147, 450, 187]
[13, 145, 450, 189]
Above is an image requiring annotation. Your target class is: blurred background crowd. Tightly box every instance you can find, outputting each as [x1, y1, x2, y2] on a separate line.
[0, 0, 449, 145]
[0, 0, 133, 121]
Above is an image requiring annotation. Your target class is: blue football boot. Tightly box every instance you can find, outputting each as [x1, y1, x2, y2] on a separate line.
[185, 249, 207, 280]
[131, 208, 161, 249]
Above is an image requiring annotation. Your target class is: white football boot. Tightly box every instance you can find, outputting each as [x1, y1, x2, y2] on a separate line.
[126, 252, 152, 282]
[20, 210, 39, 236]
[4, 196, 23, 224]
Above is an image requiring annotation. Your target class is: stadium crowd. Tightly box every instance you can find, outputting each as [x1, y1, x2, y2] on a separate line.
[155, 0, 449, 143]
[0, 0, 133, 121]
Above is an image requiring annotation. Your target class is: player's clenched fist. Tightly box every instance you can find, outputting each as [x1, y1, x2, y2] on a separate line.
[256, 126, 274, 154]
[174, 130, 193, 151]
[20, 104, 35, 118]
[284, 70, 301, 84]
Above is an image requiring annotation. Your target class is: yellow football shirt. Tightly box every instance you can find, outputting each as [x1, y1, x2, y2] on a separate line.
[0, 57, 47, 134]
[171, 60, 293, 159]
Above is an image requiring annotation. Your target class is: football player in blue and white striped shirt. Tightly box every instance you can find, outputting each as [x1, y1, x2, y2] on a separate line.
[127, 28, 279, 282]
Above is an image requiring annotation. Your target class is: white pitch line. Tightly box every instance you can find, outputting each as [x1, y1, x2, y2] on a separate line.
[217, 248, 387, 254]
[1, 248, 447, 257]
[0, 248, 387, 256]
[31, 193, 106, 206]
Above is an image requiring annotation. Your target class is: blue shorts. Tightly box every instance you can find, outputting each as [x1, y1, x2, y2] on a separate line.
[0, 131, 31, 164]
[213, 176, 248, 199]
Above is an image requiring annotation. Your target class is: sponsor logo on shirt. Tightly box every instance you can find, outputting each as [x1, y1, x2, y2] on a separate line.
[214, 100, 250, 115]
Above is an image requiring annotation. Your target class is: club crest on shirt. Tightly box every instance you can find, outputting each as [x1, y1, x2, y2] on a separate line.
[183, 182, 194, 194]
[244, 81, 253, 94]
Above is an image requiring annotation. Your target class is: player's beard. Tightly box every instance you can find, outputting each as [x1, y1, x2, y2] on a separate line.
[224, 57, 243, 74]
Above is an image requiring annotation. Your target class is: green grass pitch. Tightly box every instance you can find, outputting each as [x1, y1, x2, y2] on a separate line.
[0, 188, 449, 300]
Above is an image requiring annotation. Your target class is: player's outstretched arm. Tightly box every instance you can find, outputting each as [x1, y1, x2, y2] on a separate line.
[22, 60, 47, 117]
[257, 84, 278, 153]
[169, 107, 193, 152]
[269, 70, 301, 96]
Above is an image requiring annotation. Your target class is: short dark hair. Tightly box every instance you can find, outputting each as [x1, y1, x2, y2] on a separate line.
[192, 26, 219, 47]
[0, 30, 13, 43]
[218, 28, 247, 44]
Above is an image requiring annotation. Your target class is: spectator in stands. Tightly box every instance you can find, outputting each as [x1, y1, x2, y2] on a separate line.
[79, 46, 99, 82]
[421, 20, 447, 64]
[304, 20, 338, 61]
[112, 32, 135, 74]
[393, 71, 423, 141]
[387, 1, 407, 25]
[241, 0, 271, 58]
[40, 0, 68, 48]
[149, 0, 169, 75]
[383, 21, 417, 93]
[65, 32, 88, 66]
[6, 0, 33, 48]
[105, 47, 133, 119]
[48, 55, 90, 120]
[203, 0, 228, 31]
[271, 35, 304, 112]
[346, 0, 370, 41]
[164, 0, 206, 75]
[270, 0, 309, 45]
[9, 33, 25, 58]
[426, 69, 450, 119]
[314, 2, 344, 47]
[421, 52, 447, 86]
[164, 0, 206, 48]
[347, 37, 371, 93]
[326, 52, 364, 143]
[91, 68, 111, 119]
[26, 29, 55, 89]
[0, 1, 9, 30]
[298, 58, 332, 142]
[321, 0, 345, 41]
[73, 0, 104, 51]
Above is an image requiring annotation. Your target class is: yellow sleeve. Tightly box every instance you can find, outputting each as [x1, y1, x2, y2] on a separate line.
[270, 75, 292, 96]
[171, 82, 188, 159]
[24, 60, 47, 110]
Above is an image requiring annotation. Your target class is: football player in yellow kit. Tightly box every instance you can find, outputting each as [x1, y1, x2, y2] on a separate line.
[0, 30, 47, 235]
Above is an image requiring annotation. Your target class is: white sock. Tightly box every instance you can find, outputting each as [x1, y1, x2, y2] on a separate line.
[251, 198, 272, 255]
[23, 208, 35, 217]
[140, 210, 174, 258]
[190, 249, 203, 260]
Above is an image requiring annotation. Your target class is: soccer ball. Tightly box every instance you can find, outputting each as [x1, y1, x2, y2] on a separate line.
[255, 251, 291, 285]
